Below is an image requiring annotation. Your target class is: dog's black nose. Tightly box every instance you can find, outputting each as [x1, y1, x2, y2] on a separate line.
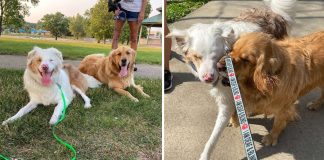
[121, 59, 127, 66]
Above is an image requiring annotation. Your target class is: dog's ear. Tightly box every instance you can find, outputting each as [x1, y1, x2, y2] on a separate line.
[253, 44, 281, 95]
[49, 47, 63, 62]
[27, 46, 41, 65]
[166, 29, 189, 53]
[221, 29, 236, 46]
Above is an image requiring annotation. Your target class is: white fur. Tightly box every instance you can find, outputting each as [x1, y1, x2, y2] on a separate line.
[2, 47, 83, 126]
[82, 73, 102, 88]
[168, 0, 297, 159]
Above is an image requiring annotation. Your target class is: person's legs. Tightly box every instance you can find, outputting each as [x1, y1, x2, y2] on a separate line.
[128, 21, 139, 51]
[164, 25, 171, 71]
[112, 20, 125, 49]
[164, 0, 173, 91]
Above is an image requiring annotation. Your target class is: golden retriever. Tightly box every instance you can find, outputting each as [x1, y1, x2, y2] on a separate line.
[79, 46, 150, 102]
[218, 31, 324, 146]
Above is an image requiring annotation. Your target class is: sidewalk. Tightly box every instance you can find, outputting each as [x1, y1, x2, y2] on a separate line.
[0, 55, 161, 79]
[165, 1, 324, 160]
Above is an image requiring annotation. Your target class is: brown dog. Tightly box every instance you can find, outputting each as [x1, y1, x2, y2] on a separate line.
[218, 31, 324, 146]
[79, 46, 150, 102]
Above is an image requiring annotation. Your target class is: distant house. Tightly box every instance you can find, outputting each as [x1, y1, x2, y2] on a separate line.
[30, 28, 50, 36]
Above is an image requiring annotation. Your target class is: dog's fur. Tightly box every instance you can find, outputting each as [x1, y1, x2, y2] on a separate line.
[79, 46, 149, 102]
[2, 47, 96, 126]
[167, 0, 297, 159]
[218, 31, 324, 146]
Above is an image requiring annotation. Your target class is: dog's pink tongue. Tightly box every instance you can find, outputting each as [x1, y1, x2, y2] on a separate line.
[41, 72, 52, 86]
[119, 66, 128, 77]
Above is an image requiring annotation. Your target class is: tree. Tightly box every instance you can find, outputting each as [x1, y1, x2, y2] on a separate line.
[87, 0, 114, 43]
[69, 13, 86, 39]
[119, 1, 152, 44]
[0, 0, 39, 36]
[41, 12, 69, 40]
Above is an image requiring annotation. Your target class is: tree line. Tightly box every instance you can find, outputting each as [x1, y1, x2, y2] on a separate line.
[0, 0, 152, 43]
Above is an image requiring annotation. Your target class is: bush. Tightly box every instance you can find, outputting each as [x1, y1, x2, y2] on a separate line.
[167, 0, 209, 23]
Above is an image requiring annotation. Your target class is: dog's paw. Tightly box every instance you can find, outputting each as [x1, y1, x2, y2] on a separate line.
[142, 93, 150, 98]
[2, 121, 8, 126]
[262, 134, 278, 146]
[84, 103, 92, 109]
[198, 154, 208, 160]
[131, 97, 139, 102]
[307, 102, 320, 111]
[49, 117, 59, 125]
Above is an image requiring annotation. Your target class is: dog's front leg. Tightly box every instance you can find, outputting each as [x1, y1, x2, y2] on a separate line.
[199, 101, 235, 160]
[49, 101, 65, 125]
[2, 101, 38, 125]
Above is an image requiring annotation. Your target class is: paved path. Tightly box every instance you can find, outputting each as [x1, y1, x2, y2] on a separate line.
[0, 55, 161, 79]
[165, 1, 324, 160]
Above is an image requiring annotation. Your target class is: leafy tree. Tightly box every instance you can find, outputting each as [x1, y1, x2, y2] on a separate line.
[87, 0, 114, 43]
[0, 0, 39, 36]
[69, 13, 86, 39]
[119, 1, 152, 44]
[41, 12, 69, 40]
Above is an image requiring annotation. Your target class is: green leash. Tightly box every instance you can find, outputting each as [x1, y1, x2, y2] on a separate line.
[0, 154, 10, 160]
[53, 83, 77, 160]
[0, 84, 76, 160]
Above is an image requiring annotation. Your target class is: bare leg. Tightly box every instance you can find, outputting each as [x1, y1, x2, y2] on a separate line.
[199, 100, 236, 160]
[128, 21, 139, 51]
[2, 101, 38, 125]
[113, 88, 139, 102]
[71, 85, 91, 108]
[112, 20, 125, 49]
[164, 12, 171, 71]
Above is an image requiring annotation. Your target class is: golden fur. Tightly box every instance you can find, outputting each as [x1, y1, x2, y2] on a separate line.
[79, 46, 149, 102]
[219, 31, 324, 146]
[64, 64, 88, 93]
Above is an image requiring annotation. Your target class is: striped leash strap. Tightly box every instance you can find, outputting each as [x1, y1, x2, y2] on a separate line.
[224, 56, 258, 160]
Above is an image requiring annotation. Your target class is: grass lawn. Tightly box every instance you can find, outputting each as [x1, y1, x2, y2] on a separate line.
[0, 36, 162, 65]
[0, 69, 161, 159]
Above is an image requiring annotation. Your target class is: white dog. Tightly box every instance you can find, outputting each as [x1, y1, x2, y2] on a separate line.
[2, 47, 100, 125]
[167, 0, 297, 159]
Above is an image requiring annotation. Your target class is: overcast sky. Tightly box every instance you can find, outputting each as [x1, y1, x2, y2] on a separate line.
[25, 0, 162, 23]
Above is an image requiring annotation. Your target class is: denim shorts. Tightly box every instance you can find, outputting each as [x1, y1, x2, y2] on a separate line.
[115, 7, 139, 22]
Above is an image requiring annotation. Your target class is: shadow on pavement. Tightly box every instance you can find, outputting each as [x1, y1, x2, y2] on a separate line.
[241, 89, 324, 160]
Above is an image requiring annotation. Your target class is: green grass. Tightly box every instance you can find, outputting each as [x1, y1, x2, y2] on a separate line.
[167, 0, 209, 23]
[0, 69, 161, 159]
[0, 36, 162, 65]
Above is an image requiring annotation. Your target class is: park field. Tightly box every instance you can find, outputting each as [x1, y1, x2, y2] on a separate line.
[0, 36, 162, 64]
[0, 69, 161, 159]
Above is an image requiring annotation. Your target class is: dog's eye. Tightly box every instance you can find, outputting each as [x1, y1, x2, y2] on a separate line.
[117, 52, 121, 56]
[49, 59, 54, 62]
[37, 58, 41, 62]
[126, 51, 130, 55]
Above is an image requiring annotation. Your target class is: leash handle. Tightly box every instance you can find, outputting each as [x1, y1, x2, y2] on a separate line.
[53, 84, 77, 160]
[225, 57, 258, 160]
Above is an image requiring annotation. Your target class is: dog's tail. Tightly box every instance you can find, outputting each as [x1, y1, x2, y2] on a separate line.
[82, 73, 102, 88]
[269, 0, 297, 26]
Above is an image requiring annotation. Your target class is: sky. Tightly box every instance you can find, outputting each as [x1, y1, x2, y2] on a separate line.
[25, 0, 162, 23]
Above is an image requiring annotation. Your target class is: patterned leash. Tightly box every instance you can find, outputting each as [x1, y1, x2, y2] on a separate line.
[224, 42, 258, 160]
[225, 57, 258, 160]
